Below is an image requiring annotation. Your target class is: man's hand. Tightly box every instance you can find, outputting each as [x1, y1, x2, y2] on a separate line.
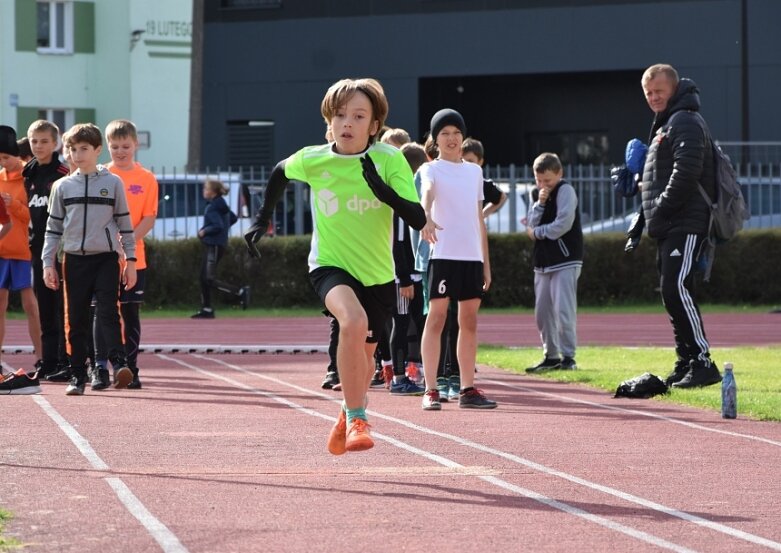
[360, 154, 396, 204]
[538, 188, 550, 205]
[244, 220, 267, 258]
[422, 216, 442, 244]
[43, 266, 59, 290]
[198, 229, 205, 238]
[526, 226, 536, 241]
[123, 262, 137, 290]
[399, 285, 414, 300]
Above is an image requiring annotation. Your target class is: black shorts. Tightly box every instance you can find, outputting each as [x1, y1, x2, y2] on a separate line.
[310, 266, 395, 344]
[120, 268, 146, 304]
[428, 259, 484, 301]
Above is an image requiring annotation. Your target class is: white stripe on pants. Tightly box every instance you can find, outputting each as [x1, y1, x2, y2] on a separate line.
[534, 266, 581, 359]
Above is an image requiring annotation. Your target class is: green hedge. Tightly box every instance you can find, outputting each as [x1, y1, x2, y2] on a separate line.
[142, 230, 781, 309]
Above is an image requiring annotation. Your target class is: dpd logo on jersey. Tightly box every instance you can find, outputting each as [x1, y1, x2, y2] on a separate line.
[317, 189, 339, 217]
[347, 195, 382, 214]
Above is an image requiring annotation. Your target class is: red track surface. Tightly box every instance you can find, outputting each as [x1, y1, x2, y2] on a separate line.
[1, 313, 779, 551]
[4, 312, 779, 349]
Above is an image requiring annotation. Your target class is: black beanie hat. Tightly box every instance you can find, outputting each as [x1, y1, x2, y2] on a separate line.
[430, 109, 466, 141]
[0, 126, 20, 156]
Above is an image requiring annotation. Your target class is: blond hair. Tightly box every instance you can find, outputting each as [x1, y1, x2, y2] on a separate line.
[27, 119, 60, 141]
[105, 119, 138, 142]
[380, 128, 411, 147]
[320, 78, 389, 144]
[205, 179, 229, 197]
[642, 64, 679, 87]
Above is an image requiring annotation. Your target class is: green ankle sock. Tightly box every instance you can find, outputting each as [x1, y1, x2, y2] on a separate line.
[345, 407, 367, 425]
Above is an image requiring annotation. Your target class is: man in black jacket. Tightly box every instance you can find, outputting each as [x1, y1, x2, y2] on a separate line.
[640, 64, 721, 388]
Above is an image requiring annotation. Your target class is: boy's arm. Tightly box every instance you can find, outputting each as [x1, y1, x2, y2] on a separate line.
[392, 215, 413, 287]
[360, 154, 425, 231]
[113, 182, 137, 261]
[479, 201, 491, 291]
[42, 184, 65, 268]
[6, 191, 30, 225]
[532, 185, 577, 241]
[135, 175, 159, 240]
[244, 160, 290, 256]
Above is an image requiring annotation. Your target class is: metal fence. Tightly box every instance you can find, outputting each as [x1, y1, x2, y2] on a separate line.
[146, 162, 781, 241]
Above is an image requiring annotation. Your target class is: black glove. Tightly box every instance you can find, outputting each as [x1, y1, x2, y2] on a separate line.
[360, 154, 396, 204]
[244, 219, 267, 259]
[624, 209, 645, 253]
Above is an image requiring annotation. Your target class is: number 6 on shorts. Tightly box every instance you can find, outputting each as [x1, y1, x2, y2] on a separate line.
[438, 279, 447, 294]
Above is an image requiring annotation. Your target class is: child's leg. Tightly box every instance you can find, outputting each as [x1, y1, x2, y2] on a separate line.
[0, 289, 7, 364]
[92, 305, 108, 367]
[120, 303, 141, 369]
[445, 301, 460, 377]
[199, 245, 213, 310]
[326, 317, 339, 374]
[455, 298, 481, 389]
[390, 311, 410, 378]
[551, 267, 581, 359]
[534, 272, 560, 359]
[63, 256, 97, 375]
[421, 298, 449, 391]
[324, 285, 372, 412]
[19, 288, 42, 359]
[93, 256, 124, 364]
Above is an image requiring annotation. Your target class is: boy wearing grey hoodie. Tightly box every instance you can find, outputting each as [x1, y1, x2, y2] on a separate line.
[42, 123, 137, 396]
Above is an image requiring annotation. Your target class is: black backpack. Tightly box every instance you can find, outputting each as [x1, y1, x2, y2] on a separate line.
[615, 373, 668, 399]
[695, 141, 750, 242]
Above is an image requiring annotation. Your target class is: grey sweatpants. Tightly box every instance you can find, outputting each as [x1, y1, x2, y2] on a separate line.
[534, 266, 581, 359]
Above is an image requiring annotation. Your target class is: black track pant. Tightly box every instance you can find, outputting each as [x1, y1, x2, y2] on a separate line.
[63, 253, 125, 374]
[327, 317, 338, 374]
[657, 234, 710, 363]
[32, 257, 68, 370]
[94, 302, 141, 369]
[390, 281, 425, 376]
[200, 244, 241, 309]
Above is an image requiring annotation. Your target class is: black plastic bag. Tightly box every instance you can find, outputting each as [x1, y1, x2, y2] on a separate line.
[615, 373, 668, 399]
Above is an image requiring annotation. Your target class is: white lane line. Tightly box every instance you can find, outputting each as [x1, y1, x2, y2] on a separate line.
[193, 354, 781, 552]
[106, 478, 189, 553]
[31, 396, 189, 553]
[32, 396, 110, 471]
[161, 354, 696, 553]
[482, 377, 781, 448]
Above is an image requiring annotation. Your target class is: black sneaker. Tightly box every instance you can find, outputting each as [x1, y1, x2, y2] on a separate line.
[664, 359, 690, 387]
[46, 366, 72, 382]
[525, 357, 562, 373]
[191, 309, 215, 319]
[0, 370, 42, 395]
[370, 368, 385, 388]
[239, 286, 251, 310]
[65, 375, 86, 396]
[673, 359, 722, 389]
[459, 387, 498, 409]
[127, 368, 142, 390]
[561, 357, 578, 370]
[321, 371, 340, 390]
[90, 367, 111, 391]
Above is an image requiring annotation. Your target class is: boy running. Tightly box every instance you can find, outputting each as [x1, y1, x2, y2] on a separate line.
[42, 124, 137, 396]
[419, 109, 497, 410]
[244, 78, 425, 453]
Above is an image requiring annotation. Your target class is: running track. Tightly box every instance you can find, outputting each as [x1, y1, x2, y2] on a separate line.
[1, 313, 779, 552]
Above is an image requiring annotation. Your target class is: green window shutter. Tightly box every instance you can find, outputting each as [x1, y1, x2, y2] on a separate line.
[16, 107, 40, 136]
[15, 0, 37, 52]
[73, 2, 95, 53]
[74, 108, 96, 124]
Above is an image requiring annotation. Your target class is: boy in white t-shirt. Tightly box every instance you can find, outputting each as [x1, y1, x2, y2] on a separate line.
[419, 109, 497, 410]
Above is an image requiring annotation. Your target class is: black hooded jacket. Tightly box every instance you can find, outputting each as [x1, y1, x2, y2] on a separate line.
[640, 78, 715, 239]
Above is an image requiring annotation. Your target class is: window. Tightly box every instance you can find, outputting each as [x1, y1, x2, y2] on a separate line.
[38, 109, 74, 134]
[37, 1, 73, 53]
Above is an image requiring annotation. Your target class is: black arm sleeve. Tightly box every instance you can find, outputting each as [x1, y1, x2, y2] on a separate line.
[390, 194, 426, 231]
[254, 160, 290, 226]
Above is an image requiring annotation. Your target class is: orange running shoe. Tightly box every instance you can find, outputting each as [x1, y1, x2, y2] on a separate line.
[406, 362, 420, 384]
[382, 364, 393, 389]
[327, 408, 347, 456]
[345, 418, 374, 452]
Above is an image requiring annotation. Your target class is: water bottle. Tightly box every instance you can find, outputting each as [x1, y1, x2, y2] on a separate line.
[721, 363, 737, 419]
